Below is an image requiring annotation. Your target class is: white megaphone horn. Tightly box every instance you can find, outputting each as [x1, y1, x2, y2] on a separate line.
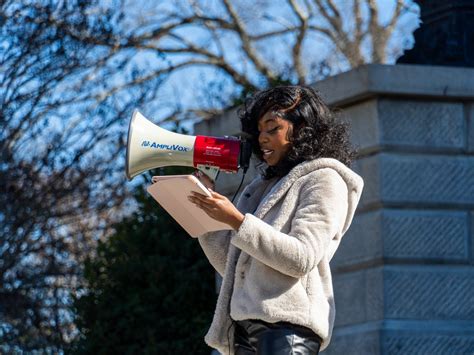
[126, 110, 252, 180]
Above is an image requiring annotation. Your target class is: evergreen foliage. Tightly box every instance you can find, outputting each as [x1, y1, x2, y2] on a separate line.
[73, 168, 216, 354]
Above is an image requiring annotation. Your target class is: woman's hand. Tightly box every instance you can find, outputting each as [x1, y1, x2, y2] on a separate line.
[188, 189, 244, 231]
[192, 170, 215, 190]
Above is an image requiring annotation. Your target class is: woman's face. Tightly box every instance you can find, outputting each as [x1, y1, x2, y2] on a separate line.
[257, 112, 293, 166]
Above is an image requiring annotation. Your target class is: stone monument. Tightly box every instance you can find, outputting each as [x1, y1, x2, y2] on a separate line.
[398, 0, 474, 67]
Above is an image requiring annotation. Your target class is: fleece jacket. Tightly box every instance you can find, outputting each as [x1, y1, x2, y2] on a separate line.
[196, 158, 364, 354]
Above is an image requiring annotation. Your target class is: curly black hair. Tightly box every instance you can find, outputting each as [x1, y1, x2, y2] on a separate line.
[239, 85, 356, 179]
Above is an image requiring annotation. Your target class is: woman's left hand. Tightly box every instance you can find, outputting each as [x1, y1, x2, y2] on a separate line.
[188, 189, 244, 230]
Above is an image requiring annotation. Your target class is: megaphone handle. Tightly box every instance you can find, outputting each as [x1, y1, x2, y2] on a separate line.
[197, 165, 220, 181]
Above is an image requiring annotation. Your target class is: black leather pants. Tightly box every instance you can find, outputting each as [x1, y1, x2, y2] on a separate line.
[233, 319, 322, 355]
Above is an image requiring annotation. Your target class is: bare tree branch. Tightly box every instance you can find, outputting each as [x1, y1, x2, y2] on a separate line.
[312, 0, 361, 66]
[287, 0, 310, 84]
[387, 0, 404, 33]
[354, 0, 363, 43]
[367, 0, 404, 62]
[313, 0, 343, 36]
[248, 27, 297, 40]
[221, 0, 278, 83]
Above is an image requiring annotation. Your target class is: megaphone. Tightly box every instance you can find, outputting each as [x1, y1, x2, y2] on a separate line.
[126, 110, 252, 180]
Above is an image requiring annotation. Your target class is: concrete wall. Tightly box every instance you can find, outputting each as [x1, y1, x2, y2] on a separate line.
[194, 64, 474, 354]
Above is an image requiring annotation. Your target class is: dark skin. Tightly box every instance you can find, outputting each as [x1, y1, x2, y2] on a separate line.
[188, 180, 245, 230]
[188, 113, 293, 230]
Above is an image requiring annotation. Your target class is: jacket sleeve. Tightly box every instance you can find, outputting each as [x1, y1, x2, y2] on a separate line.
[230, 168, 348, 278]
[198, 230, 231, 277]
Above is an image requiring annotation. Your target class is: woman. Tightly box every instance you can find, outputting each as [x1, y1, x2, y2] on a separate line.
[188, 86, 363, 354]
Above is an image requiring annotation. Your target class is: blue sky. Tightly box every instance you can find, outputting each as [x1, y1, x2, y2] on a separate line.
[113, 0, 420, 133]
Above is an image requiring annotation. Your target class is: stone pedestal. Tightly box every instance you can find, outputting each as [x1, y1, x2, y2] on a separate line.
[194, 64, 474, 354]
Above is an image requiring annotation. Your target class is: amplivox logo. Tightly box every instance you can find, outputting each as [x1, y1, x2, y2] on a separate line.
[141, 140, 190, 152]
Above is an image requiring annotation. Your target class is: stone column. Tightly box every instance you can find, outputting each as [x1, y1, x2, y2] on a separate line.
[194, 63, 474, 354]
[319, 63, 474, 354]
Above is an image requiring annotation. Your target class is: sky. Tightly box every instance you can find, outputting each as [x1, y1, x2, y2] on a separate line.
[115, 0, 420, 133]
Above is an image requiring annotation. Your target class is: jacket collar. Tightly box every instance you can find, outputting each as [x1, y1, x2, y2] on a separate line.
[238, 158, 364, 220]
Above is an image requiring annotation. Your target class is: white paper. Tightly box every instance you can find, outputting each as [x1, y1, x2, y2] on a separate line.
[147, 175, 233, 237]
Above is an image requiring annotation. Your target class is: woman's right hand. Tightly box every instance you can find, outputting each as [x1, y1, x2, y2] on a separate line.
[193, 170, 216, 191]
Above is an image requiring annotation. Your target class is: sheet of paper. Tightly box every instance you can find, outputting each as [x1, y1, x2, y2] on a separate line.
[147, 175, 232, 238]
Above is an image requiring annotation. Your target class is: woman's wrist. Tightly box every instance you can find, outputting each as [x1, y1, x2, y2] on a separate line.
[230, 212, 245, 231]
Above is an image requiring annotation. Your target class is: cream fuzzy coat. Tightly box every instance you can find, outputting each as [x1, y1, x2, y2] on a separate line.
[196, 158, 364, 354]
